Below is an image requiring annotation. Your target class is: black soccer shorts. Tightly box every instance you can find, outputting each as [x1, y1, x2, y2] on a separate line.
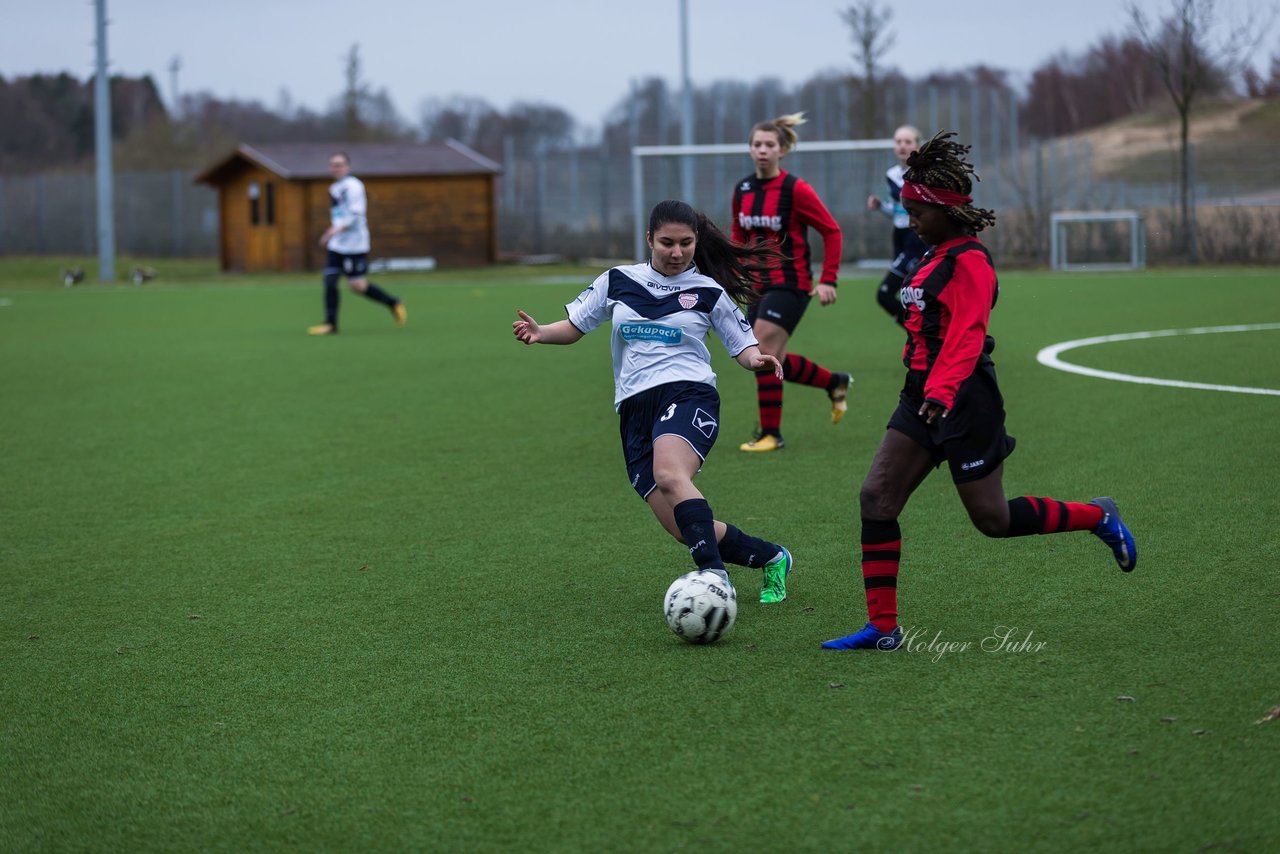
[887, 362, 1017, 484]
[746, 287, 810, 335]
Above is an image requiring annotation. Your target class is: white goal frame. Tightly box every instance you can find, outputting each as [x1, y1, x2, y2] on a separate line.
[630, 139, 894, 262]
[1049, 210, 1146, 271]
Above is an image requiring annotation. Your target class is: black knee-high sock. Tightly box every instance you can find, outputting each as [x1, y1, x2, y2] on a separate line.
[323, 272, 340, 326]
[362, 281, 399, 307]
[718, 524, 778, 569]
[877, 272, 905, 325]
[672, 498, 725, 572]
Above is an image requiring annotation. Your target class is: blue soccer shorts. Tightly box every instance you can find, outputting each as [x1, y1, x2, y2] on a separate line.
[618, 381, 721, 499]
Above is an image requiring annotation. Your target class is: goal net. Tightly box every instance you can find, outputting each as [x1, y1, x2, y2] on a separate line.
[1049, 210, 1146, 271]
[630, 140, 895, 262]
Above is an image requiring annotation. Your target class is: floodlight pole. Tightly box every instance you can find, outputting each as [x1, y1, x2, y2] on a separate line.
[679, 0, 694, 203]
[93, 0, 116, 282]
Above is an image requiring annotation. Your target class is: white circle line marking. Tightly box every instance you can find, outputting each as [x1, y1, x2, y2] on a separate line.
[1036, 323, 1280, 396]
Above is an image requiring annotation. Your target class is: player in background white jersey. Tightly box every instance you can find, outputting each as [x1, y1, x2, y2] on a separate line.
[867, 125, 927, 326]
[308, 152, 407, 336]
[511, 200, 796, 604]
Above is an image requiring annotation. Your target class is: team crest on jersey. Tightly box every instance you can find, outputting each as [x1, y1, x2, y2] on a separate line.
[678, 293, 698, 310]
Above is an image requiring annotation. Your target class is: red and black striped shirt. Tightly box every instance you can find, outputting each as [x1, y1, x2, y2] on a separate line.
[900, 236, 999, 410]
[730, 170, 842, 293]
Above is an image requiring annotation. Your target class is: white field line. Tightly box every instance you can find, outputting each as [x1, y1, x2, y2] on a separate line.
[1036, 323, 1280, 396]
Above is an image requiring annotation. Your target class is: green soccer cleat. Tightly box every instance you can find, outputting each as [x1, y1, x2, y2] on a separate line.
[759, 546, 793, 604]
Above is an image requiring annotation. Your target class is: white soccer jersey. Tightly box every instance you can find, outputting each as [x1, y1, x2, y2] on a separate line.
[327, 174, 370, 254]
[884, 163, 910, 229]
[565, 262, 758, 409]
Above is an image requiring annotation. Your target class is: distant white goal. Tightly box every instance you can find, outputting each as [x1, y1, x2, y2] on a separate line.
[630, 139, 894, 262]
[1050, 210, 1146, 271]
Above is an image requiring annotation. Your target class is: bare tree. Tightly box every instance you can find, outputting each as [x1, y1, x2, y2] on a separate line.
[1127, 0, 1272, 262]
[341, 43, 368, 141]
[840, 1, 895, 138]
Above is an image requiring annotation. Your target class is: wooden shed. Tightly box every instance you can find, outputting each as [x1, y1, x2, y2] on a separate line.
[195, 141, 501, 272]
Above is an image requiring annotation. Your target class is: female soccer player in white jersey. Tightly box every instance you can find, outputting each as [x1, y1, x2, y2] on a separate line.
[308, 152, 407, 336]
[867, 125, 926, 326]
[512, 200, 795, 604]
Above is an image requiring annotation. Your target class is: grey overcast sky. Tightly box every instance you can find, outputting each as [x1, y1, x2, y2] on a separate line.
[1, 0, 1270, 130]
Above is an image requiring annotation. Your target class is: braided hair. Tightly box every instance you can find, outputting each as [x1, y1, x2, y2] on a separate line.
[903, 130, 997, 233]
[648, 200, 780, 305]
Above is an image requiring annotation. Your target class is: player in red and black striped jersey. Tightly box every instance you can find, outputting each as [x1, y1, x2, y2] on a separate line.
[731, 113, 851, 453]
[823, 131, 1138, 651]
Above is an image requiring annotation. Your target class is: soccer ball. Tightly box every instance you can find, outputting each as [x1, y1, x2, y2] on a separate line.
[663, 570, 737, 644]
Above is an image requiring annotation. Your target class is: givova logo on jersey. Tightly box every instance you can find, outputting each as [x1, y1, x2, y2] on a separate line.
[901, 285, 926, 312]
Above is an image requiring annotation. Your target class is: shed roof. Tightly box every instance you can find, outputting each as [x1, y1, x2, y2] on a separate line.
[196, 140, 502, 185]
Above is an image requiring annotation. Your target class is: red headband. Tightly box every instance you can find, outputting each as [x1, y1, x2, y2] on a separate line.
[901, 181, 973, 207]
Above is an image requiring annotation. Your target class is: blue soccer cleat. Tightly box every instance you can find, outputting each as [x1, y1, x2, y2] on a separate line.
[821, 622, 903, 650]
[1090, 496, 1136, 572]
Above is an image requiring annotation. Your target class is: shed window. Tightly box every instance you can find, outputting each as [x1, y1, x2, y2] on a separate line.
[265, 182, 276, 225]
[248, 182, 261, 226]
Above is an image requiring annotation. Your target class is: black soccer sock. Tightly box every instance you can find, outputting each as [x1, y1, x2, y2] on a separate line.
[362, 282, 399, 308]
[323, 272, 340, 326]
[718, 524, 778, 569]
[673, 498, 726, 572]
[876, 272, 905, 325]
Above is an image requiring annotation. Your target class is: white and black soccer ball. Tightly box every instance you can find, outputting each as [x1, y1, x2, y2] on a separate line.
[663, 570, 737, 644]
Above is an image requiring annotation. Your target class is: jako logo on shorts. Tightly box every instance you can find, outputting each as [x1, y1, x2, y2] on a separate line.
[619, 323, 683, 344]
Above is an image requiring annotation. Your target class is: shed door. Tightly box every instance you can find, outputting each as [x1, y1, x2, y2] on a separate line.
[245, 180, 282, 270]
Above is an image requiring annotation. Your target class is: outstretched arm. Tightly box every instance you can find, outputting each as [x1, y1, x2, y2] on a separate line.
[512, 310, 584, 345]
[735, 345, 782, 378]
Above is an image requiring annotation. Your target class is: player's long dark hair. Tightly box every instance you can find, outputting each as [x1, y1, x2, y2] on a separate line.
[647, 200, 779, 305]
[904, 130, 997, 233]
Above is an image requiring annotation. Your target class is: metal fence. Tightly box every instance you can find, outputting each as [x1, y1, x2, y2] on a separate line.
[0, 170, 218, 257]
[3, 84, 1278, 266]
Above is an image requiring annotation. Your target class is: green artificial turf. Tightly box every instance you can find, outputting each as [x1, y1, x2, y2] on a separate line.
[1, 261, 1277, 851]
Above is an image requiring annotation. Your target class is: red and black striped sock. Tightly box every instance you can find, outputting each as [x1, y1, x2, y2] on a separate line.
[782, 353, 834, 391]
[1005, 496, 1104, 537]
[756, 371, 784, 435]
[862, 518, 901, 632]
